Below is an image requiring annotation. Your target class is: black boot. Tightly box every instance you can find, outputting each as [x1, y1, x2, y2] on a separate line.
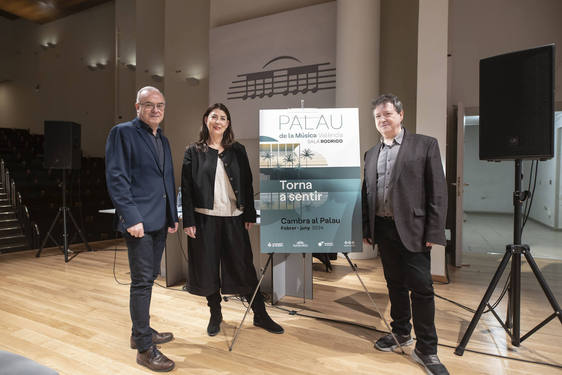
[248, 292, 284, 334]
[206, 291, 222, 336]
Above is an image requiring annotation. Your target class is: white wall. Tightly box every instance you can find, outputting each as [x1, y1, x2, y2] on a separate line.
[0, 17, 14, 82]
[0, 19, 41, 132]
[209, 2, 337, 140]
[558, 113, 562, 228]
[416, 0, 449, 278]
[449, 0, 562, 109]
[0, 3, 115, 157]
[210, 0, 332, 27]
[463, 118, 562, 229]
[0, 17, 19, 127]
[209, 2, 337, 190]
[416, 0, 448, 160]
[135, 0, 164, 93]
[463, 124, 516, 213]
[528, 116, 562, 228]
[41, 3, 115, 158]
[115, 0, 137, 123]
[379, 0, 418, 132]
[164, 0, 210, 188]
[336, 0, 380, 164]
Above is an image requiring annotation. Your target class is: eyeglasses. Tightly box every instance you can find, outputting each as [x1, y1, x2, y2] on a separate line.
[140, 102, 165, 111]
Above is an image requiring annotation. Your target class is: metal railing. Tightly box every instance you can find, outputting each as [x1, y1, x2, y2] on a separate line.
[10, 179, 15, 206]
[32, 222, 40, 249]
[1, 158, 40, 249]
[0, 159, 5, 188]
[4, 170, 11, 200]
[16, 197, 36, 249]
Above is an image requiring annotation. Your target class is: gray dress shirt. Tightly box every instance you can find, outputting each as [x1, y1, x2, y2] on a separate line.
[375, 128, 404, 218]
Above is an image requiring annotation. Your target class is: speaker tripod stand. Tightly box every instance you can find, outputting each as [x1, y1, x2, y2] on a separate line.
[36, 169, 91, 262]
[455, 159, 562, 355]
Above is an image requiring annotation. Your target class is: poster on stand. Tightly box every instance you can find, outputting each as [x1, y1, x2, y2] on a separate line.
[259, 108, 362, 253]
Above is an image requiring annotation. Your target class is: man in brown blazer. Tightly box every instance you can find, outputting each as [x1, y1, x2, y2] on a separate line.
[362, 94, 449, 375]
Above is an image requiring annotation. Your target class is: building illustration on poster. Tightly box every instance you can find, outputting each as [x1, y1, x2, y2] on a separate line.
[259, 108, 362, 253]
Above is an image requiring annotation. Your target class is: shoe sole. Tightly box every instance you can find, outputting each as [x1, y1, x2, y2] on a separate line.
[374, 337, 414, 352]
[130, 336, 174, 349]
[136, 359, 175, 372]
[411, 350, 434, 375]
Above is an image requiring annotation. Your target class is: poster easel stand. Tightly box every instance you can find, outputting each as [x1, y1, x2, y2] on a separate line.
[302, 253, 307, 304]
[342, 252, 406, 355]
[230, 253, 274, 351]
[228, 251, 406, 355]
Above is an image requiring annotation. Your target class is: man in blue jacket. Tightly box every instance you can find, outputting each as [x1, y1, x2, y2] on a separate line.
[106, 86, 178, 372]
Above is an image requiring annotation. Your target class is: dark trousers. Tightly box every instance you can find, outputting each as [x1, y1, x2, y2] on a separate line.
[375, 217, 438, 354]
[124, 227, 167, 352]
[186, 213, 258, 297]
[206, 289, 267, 316]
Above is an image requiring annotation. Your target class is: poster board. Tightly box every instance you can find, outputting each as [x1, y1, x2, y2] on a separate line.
[259, 108, 362, 253]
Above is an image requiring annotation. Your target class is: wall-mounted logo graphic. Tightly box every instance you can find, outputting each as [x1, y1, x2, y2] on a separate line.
[227, 56, 336, 101]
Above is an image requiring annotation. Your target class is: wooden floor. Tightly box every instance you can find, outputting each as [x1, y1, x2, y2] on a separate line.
[1, 241, 561, 375]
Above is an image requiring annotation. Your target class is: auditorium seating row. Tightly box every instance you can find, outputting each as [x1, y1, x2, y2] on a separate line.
[0, 127, 116, 247]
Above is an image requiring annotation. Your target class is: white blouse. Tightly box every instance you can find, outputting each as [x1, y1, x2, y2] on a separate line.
[195, 158, 243, 217]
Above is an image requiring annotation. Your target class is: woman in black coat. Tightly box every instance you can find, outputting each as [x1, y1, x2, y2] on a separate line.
[181, 103, 283, 336]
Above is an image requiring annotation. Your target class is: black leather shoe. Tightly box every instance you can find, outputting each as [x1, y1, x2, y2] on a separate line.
[254, 312, 284, 334]
[130, 331, 174, 349]
[207, 311, 223, 336]
[136, 345, 175, 372]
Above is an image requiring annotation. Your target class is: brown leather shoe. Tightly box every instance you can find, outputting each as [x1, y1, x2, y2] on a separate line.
[136, 345, 175, 372]
[130, 331, 174, 349]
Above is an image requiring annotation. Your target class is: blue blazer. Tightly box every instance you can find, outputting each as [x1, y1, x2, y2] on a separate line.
[105, 118, 178, 233]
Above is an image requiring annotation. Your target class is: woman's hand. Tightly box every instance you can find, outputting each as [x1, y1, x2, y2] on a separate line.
[184, 226, 196, 238]
[244, 222, 253, 230]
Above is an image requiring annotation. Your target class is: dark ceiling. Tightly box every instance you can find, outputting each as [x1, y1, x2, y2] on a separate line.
[0, 0, 112, 24]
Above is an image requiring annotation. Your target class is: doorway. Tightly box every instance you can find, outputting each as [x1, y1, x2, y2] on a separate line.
[459, 112, 562, 261]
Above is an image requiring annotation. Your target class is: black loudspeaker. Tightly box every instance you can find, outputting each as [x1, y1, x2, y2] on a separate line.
[479, 44, 554, 161]
[44, 121, 82, 169]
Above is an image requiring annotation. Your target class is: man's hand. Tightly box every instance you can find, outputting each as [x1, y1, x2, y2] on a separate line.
[245, 222, 253, 230]
[184, 226, 196, 238]
[425, 242, 434, 248]
[168, 222, 179, 233]
[363, 237, 373, 246]
[127, 222, 144, 238]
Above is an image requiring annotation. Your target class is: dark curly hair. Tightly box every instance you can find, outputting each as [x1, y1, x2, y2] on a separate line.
[372, 93, 403, 114]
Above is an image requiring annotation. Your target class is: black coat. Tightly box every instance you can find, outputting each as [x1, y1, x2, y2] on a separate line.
[181, 141, 256, 228]
[362, 129, 447, 252]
